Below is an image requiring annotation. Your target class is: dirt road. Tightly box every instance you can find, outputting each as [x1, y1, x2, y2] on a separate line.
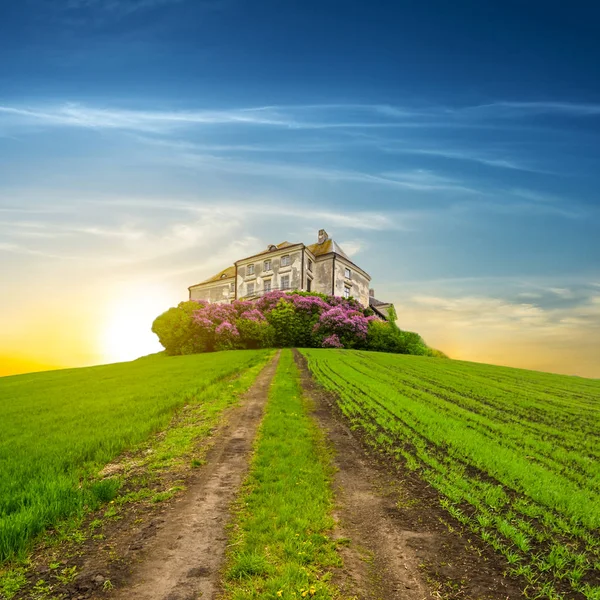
[54, 347, 522, 600]
[109, 351, 280, 600]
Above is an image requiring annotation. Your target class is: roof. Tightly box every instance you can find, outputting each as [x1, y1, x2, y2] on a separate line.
[188, 265, 235, 288]
[369, 296, 391, 308]
[307, 239, 350, 260]
[244, 241, 297, 260]
[369, 297, 394, 320]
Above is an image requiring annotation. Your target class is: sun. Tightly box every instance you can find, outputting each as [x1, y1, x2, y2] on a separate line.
[100, 285, 172, 363]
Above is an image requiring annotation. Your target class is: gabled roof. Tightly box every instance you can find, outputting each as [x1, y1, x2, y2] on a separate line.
[245, 241, 297, 260]
[189, 265, 235, 289]
[307, 239, 350, 260]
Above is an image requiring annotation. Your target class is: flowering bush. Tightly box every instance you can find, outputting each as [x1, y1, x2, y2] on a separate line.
[312, 306, 369, 348]
[214, 321, 240, 351]
[152, 290, 437, 357]
[322, 334, 344, 348]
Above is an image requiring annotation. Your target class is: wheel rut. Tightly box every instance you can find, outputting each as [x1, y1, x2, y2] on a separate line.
[293, 349, 522, 600]
[293, 350, 431, 600]
[109, 351, 280, 600]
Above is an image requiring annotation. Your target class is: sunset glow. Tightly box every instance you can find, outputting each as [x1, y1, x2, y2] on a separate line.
[100, 286, 171, 363]
[1, 1, 599, 378]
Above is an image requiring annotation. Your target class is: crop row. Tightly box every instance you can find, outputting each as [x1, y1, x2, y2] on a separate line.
[301, 349, 600, 600]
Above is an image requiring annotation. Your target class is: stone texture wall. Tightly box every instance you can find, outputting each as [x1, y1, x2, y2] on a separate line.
[333, 257, 371, 307]
[311, 255, 334, 296]
[189, 280, 234, 304]
[237, 246, 304, 298]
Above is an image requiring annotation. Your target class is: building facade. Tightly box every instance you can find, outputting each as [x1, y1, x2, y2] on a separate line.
[188, 229, 392, 317]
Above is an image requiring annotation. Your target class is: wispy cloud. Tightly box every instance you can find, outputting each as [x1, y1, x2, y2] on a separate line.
[0, 242, 77, 259]
[3, 99, 599, 136]
[457, 101, 600, 118]
[387, 147, 544, 173]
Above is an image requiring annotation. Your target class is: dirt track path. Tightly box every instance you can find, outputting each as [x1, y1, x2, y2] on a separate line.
[110, 351, 280, 600]
[294, 350, 432, 600]
[294, 350, 522, 600]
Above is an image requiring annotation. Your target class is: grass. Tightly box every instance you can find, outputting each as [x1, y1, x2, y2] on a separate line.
[0, 349, 271, 565]
[301, 349, 600, 600]
[222, 349, 345, 600]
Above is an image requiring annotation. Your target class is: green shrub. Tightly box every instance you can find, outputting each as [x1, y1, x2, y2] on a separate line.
[265, 299, 305, 347]
[236, 318, 275, 349]
[151, 301, 207, 355]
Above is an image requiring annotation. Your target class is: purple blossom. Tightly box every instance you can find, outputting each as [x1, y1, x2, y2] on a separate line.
[322, 334, 343, 348]
[313, 306, 369, 340]
[241, 309, 265, 322]
[215, 321, 239, 336]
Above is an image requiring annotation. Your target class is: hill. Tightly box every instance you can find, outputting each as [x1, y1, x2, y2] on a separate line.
[1, 349, 598, 600]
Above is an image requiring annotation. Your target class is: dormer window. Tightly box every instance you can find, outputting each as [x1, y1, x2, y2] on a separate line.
[247, 264, 255, 275]
[268, 244, 277, 251]
[281, 255, 291, 267]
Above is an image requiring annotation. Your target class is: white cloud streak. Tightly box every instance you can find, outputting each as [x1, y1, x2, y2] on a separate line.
[2, 99, 599, 135]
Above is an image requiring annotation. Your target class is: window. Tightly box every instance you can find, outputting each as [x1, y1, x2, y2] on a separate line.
[281, 275, 290, 290]
[344, 267, 351, 279]
[230, 283, 235, 292]
[307, 259, 313, 272]
[264, 259, 272, 271]
[344, 285, 351, 299]
[247, 264, 255, 275]
[281, 255, 291, 267]
[264, 279, 272, 293]
[307, 278, 312, 292]
[247, 282, 255, 295]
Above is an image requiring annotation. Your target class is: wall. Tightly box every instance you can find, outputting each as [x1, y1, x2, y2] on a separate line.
[189, 280, 234, 304]
[333, 257, 371, 307]
[311, 255, 334, 296]
[237, 246, 304, 298]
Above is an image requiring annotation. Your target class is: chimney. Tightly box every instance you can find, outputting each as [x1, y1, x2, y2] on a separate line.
[318, 229, 329, 244]
[369, 288, 375, 297]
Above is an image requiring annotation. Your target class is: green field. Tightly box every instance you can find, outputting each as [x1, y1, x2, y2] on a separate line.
[301, 349, 600, 599]
[0, 350, 271, 563]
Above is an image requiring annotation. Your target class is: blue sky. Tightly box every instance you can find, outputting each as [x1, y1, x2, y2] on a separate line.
[1, 0, 599, 376]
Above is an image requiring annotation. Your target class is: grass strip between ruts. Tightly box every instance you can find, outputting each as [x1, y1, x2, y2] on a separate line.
[222, 349, 346, 600]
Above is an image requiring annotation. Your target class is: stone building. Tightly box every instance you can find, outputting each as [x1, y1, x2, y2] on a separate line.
[188, 229, 393, 318]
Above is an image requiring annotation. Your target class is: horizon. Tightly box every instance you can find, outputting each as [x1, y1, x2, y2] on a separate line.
[1, 0, 599, 379]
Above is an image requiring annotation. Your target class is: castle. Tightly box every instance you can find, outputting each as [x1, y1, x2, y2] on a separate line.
[188, 229, 394, 320]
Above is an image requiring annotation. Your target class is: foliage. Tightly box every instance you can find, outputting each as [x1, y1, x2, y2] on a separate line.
[151, 301, 207, 355]
[302, 349, 600, 600]
[0, 350, 271, 564]
[223, 350, 342, 599]
[153, 291, 436, 357]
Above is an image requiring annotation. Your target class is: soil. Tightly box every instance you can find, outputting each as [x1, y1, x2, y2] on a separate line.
[105, 351, 280, 600]
[293, 349, 524, 600]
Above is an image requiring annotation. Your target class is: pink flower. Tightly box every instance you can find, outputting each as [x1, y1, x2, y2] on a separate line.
[215, 321, 239, 336]
[322, 334, 343, 348]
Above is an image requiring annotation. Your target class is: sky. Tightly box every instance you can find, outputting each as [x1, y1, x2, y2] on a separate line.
[1, 0, 599, 378]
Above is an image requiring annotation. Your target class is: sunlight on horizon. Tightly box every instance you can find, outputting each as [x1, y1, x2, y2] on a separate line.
[100, 284, 172, 363]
